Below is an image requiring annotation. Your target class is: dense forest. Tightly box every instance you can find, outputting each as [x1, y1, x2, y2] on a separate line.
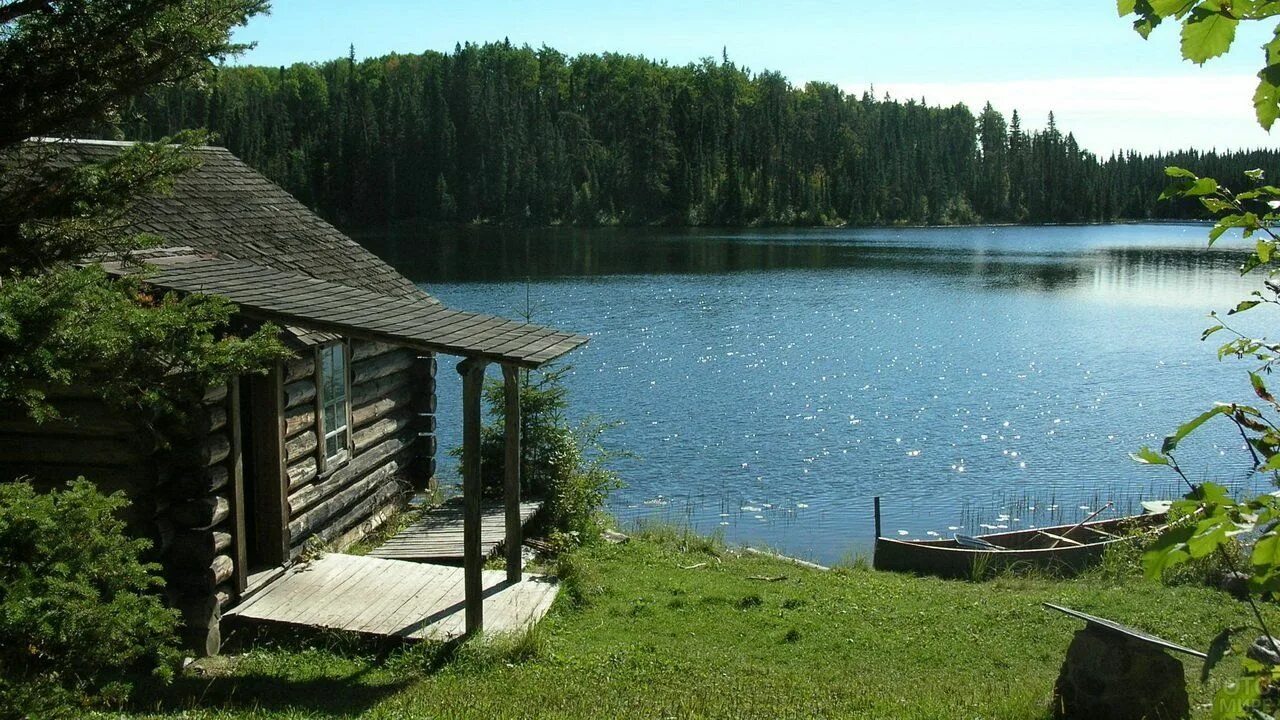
[119, 42, 1280, 228]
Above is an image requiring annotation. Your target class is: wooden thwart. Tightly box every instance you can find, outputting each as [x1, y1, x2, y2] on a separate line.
[226, 553, 559, 641]
[369, 498, 543, 562]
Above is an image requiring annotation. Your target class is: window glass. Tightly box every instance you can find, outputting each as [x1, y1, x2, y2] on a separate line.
[320, 344, 349, 463]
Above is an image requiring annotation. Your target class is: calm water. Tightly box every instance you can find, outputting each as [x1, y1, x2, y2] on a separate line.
[358, 224, 1272, 564]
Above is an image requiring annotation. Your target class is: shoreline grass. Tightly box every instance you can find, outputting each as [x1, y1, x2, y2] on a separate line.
[115, 529, 1266, 719]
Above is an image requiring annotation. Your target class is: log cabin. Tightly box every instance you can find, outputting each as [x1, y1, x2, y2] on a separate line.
[2, 139, 588, 653]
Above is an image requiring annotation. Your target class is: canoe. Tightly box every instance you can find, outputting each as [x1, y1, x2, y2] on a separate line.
[872, 512, 1167, 579]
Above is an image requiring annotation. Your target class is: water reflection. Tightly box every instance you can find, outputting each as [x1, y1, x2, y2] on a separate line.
[355, 223, 1270, 564]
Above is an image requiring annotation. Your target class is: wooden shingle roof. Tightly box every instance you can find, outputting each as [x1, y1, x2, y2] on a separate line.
[41, 139, 430, 302]
[103, 252, 590, 368]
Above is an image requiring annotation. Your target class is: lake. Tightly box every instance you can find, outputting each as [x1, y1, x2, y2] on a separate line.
[358, 223, 1272, 564]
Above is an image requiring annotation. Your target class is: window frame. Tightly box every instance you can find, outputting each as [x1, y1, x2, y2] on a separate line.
[315, 341, 352, 473]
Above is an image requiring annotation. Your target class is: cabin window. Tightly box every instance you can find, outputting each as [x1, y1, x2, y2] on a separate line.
[319, 342, 350, 466]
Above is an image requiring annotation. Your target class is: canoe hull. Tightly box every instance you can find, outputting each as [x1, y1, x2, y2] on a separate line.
[873, 514, 1164, 579]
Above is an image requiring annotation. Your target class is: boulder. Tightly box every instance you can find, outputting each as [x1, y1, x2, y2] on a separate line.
[1053, 627, 1189, 720]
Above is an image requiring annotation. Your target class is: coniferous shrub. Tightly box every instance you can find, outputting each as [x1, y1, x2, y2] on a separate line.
[453, 365, 624, 539]
[0, 480, 179, 717]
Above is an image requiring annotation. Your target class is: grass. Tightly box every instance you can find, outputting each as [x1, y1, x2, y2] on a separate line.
[116, 530, 1269, 719]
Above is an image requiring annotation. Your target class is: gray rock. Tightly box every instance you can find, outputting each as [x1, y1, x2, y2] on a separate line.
[1218, 571, 1251, 599]
[1054, 627, 1189, 720]
[1248, 635, 1280, 666]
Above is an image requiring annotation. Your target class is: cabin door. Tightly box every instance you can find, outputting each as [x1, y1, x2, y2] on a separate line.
[233, 366, 290, 594]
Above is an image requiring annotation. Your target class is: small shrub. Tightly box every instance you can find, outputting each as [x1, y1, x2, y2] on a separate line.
[783, 628, 802, 643]
[555, 551, 604, 608]
[455, 364, 625, 541]
[736, 594, 764, 610]
[0, 480, 180, 717]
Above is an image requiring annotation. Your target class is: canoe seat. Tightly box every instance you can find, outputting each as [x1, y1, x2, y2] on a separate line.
[954, 534, 1002, 551]
[1037, 530, 1085, 547]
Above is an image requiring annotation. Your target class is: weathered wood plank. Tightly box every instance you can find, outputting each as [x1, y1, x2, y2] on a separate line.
[351, 350, 415, 387]
[226, 553, 558, 642]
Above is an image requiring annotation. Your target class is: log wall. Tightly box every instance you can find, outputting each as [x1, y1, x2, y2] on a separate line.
[283, 340, 434, 557]
[154, 381, 238, 656]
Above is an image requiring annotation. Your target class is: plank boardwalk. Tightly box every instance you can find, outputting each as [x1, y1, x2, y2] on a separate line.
[226, 553, 559, 640]
[369, 498, 543, 562]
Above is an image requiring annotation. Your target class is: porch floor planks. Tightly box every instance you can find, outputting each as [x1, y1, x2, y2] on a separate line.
[369, 498, 543, 562]
[226, 553, 559, 641]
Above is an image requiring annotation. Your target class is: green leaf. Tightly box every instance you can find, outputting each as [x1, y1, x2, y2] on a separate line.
[1181, 8, 1239, 64]
[1151, 0, 1193, 17]
[1229, 300, 1260, 315]
[1186, 177, 1221, 196]
[1202, 324, 1225, 341]
[1213, 677, 1261, 720]
[1166, 165, 1198, 179]
[1260, 240, 1276, 265]
[1132, 446, 1170, 465]
[1261, 453, 1280, 472]
[1253, 532, 1280, 568]
[1202, 197, 1236, 213]
[1254, 72, 1280, 131]
[1188, 515, 1233, 558]
[1246, 168, 1266, 182]
[1118, 0, 1137, 14]
[1162, 405, 1231, 453]
[1143, 524, 1195, 579]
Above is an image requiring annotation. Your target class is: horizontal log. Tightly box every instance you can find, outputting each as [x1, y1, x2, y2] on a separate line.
[416, 413, 436, 434]
[166, 530, 232, 569]
[289, 457, 406, 544]
[411, 354, 438, 381]
[187, 403, 228, 437]
[198, 433, 231, 467]
[284, 404, 315, 439]
[351, 387, 413, 429]
[171, 554, 234, 594]
[415, 434, 437, 457]
[0, 436, 143, 467]
[284, 378, 316, 410]
[350, 367, 412, 408]
[351, 339, 403, 362]
[166, 463, 229, 498]
[284, 355, 316, 384]
[287, 456, 317, 491]
[415, 392, 436, 415]
[167, 495, 229, 530]
[288, 435, 411, 516]
[352, 410, 414, 455]
[323, 486, 403, 553]
[202, 382, 228, 406]
[285, 430, 317, 465]
[170, 590, 220, 630]
[351, 350, 415, 387]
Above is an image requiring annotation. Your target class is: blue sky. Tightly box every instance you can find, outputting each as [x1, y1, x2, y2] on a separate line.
[232, 1, 1277, 155]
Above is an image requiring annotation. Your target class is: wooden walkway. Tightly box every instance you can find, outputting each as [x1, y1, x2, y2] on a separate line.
[369, 498, 543, 562]
[226, 553, 559, 640]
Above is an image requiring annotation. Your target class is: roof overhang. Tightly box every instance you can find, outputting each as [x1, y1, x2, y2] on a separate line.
[100, 252, 589, 368]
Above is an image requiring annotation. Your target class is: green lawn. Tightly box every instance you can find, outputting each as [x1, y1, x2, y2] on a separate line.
[122, 530, 1267, 719]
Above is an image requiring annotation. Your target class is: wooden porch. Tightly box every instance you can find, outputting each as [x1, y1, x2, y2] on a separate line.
[369, 498, 543, 563]
[226, 553, 559, 640]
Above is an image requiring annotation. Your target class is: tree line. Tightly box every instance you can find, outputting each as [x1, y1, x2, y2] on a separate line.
[119, 41, 1280, 228]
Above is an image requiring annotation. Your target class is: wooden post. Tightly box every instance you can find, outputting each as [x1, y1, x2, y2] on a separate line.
[250, 361, 289, 566]
[873, 496, 882, 540]
[457, 357, 488, 636]
[502, 364, 522, 584]
[228, 377, 248, 594]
